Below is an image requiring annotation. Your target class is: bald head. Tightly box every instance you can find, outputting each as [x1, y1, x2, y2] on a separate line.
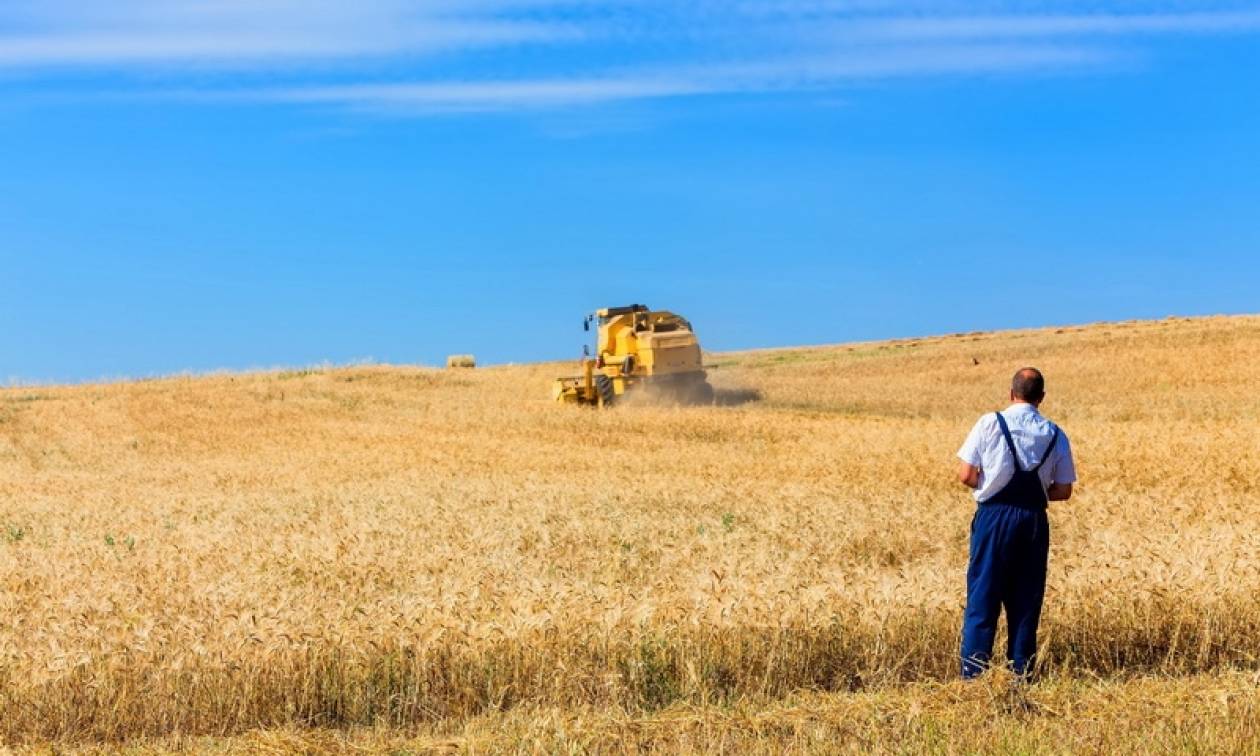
[1011, 367, 1045, 404]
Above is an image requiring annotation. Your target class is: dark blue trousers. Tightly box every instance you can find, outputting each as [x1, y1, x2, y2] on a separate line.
[961, 503, 1049, 678]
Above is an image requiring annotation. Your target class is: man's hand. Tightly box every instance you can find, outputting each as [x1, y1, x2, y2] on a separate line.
[957, 462, 981, 489]
[1047, 482, 1073, 501]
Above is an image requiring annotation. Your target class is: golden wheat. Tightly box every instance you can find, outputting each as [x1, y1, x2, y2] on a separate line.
[1, 315, 1258, 749]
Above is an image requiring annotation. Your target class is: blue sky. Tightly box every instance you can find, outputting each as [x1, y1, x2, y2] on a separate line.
[3, 1, 1258, 383]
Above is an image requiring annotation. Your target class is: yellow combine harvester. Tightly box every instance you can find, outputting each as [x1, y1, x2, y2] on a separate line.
[553, 304, 714, 407]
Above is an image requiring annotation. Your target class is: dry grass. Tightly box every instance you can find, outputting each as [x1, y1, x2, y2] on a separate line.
[2, 315, 1258, 750]
[48, 672, 1260, 754]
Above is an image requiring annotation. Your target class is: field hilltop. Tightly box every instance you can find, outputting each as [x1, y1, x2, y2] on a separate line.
[2, 315, 1259, 753]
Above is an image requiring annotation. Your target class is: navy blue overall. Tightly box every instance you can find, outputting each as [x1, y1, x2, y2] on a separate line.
[961, 412, 1059, 679]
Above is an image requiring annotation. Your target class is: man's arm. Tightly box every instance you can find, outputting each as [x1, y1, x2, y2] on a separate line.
[958, 462, 981, 489]
[956, 417, 988, 490]
[1047, 482, 1072, 501]
[1047, 431, 1077, 502]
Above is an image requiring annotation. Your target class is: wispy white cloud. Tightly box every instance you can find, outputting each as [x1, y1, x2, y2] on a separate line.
[225, 43, 1111, 113]
[0, 23, 570, 68]
[1, 2, 1258, 112]
[847, 10, 1260, 41]
[264, 78, 710, 112]
[0, 0, 577, 68]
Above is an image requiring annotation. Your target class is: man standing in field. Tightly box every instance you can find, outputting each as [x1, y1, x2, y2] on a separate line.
[956, 367, 1076, 679]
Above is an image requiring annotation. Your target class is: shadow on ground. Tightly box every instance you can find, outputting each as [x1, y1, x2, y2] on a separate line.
[712, 388, 763, 407]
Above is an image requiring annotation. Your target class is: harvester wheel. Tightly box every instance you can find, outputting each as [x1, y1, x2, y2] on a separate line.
[693, 380, 715, 406]
[595, 375, 616, 407]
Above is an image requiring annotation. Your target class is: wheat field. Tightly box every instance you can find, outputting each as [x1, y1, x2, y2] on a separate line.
[2, 315, 1259, 752]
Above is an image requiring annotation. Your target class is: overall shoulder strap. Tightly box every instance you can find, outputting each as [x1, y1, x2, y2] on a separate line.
[1031, 427, 1060, 473]
[993, 412, 1024, 472]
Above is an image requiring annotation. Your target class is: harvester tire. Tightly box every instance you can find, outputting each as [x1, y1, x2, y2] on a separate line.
[693, 380, 715, 406]
[595, 375, 616, 407]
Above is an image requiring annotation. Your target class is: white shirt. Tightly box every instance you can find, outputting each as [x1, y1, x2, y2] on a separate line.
[957, 403, 1077, 503]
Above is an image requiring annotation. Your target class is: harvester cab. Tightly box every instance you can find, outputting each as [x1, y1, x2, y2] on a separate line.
[553, 304, 714, 407]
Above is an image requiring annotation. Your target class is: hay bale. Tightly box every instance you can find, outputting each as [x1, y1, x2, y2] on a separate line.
[446, 354, 476, 369]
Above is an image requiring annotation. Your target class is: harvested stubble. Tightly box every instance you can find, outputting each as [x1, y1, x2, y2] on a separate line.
[1, 315, 1258, 747]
